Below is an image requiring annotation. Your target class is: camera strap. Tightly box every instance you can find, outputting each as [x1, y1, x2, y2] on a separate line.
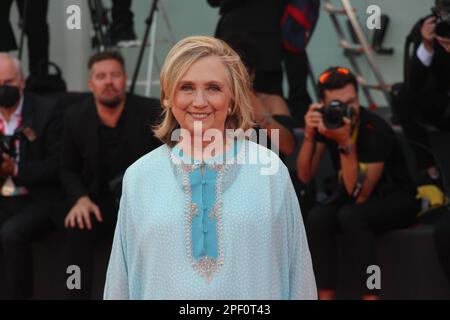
[350, 117, 360, 145]
[351, 163, 368, 198]
[337, 118, 359, 174]
[336, 118, 367, 199]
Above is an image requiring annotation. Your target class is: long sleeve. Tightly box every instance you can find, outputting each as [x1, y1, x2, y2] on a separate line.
[104, 172, 130, 300]
[416, 42, 434, 67]
[59, 110, 88, 206]
[283, 171, 317, 300]
[15, 108, 62, 187]
[99, 141, 316, 299]
[408, 41, 434, 91]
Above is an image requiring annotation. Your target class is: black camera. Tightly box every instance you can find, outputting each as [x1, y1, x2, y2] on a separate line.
[319, 100, 354, 129]
[435, 13, 450, 38]
[0, 128, 29, 161]
[433, 1, 450, 38]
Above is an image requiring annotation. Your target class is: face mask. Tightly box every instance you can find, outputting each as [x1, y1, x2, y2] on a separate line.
[0, 85, 21, 109]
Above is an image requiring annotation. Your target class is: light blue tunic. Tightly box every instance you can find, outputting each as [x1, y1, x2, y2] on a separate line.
[104, 139, 317, 299]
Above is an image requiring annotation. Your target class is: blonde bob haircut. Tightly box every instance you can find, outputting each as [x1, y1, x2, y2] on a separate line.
[154, 35, 255, 147]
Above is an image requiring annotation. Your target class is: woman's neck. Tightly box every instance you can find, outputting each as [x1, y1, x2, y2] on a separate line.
[177, 134, 233, 162]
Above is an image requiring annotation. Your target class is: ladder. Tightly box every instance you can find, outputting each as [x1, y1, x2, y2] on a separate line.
[88, 0, 175, 97]
[323, 0, 392, 109]
[127, 0, 176, 97]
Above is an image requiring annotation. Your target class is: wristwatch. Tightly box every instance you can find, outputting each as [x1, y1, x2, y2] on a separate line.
[338, 144, 353, 155]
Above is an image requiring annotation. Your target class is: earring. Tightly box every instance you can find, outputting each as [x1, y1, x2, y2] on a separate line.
[228, 107, 232, 115]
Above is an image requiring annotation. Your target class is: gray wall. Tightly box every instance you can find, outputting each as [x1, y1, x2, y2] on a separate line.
[8, 0, 434, 105]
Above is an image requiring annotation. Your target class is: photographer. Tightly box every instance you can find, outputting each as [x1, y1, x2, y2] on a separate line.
[393, 0, 450, 191]
[61, 51, 161, 299]
[297, 67, 419, 300]
[0, 53, 62, 299]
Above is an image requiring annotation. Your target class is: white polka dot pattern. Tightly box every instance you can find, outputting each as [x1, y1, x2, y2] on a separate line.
[103, 140, 317, 300]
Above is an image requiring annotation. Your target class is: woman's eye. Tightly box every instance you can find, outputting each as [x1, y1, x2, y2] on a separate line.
[208, 85, 221, 92]
[180, 84, 193, 91]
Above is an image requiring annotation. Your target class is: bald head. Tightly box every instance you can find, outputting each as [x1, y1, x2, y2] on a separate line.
[0, 53, 25, 91]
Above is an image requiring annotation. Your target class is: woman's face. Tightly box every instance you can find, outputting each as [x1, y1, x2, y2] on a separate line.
[171, 55, 232, 137]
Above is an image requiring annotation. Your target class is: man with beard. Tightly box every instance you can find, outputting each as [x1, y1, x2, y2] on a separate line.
[60, 51, 162, 299]
[0, 53, 62, 299]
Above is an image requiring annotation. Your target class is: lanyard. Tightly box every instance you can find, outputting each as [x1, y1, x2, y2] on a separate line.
[350, 117, 360, 145]
[337, 118, 361, 183]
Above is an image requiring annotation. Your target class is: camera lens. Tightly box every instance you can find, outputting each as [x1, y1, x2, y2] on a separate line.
[434, 5, 450, 38]
[323, 100, 347, 129]
[436, 19, 450, 37]
[327, 108, 343, 126]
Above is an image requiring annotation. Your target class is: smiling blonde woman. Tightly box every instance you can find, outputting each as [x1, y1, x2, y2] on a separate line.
[103, 36, 316, 300]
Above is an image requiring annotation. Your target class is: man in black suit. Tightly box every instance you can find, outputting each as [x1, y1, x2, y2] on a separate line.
[61, 51, 161, 299]
[393, 0, 450, 188]
[0, 53, 62, 299]
[392, 1, 450, 287]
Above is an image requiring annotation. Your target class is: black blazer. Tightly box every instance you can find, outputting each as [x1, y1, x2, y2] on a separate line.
[409, 16, 450, 93]
[11, 93, 63, 201]
[60, 93, 162, 207]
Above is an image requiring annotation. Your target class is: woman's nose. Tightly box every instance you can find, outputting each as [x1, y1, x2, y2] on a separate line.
[193, 90, 207, 107]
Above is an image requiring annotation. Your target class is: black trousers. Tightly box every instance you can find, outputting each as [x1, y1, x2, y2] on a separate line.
[282, 48, 312, 128]
[64, 196, 118, 300]
[0, 0, 49, 75]
[249, 48, 312, 126]
[433, 212, 450, 286]
[111, 0, 133, 28]
[252, 69, 283, 97]
[306, 188, 419, 293]
[0, 196, 55, 299]
[393, 84, 450, 170]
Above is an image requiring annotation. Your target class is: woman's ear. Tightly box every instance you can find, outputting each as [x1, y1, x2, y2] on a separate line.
[163, 99, 170, 108]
